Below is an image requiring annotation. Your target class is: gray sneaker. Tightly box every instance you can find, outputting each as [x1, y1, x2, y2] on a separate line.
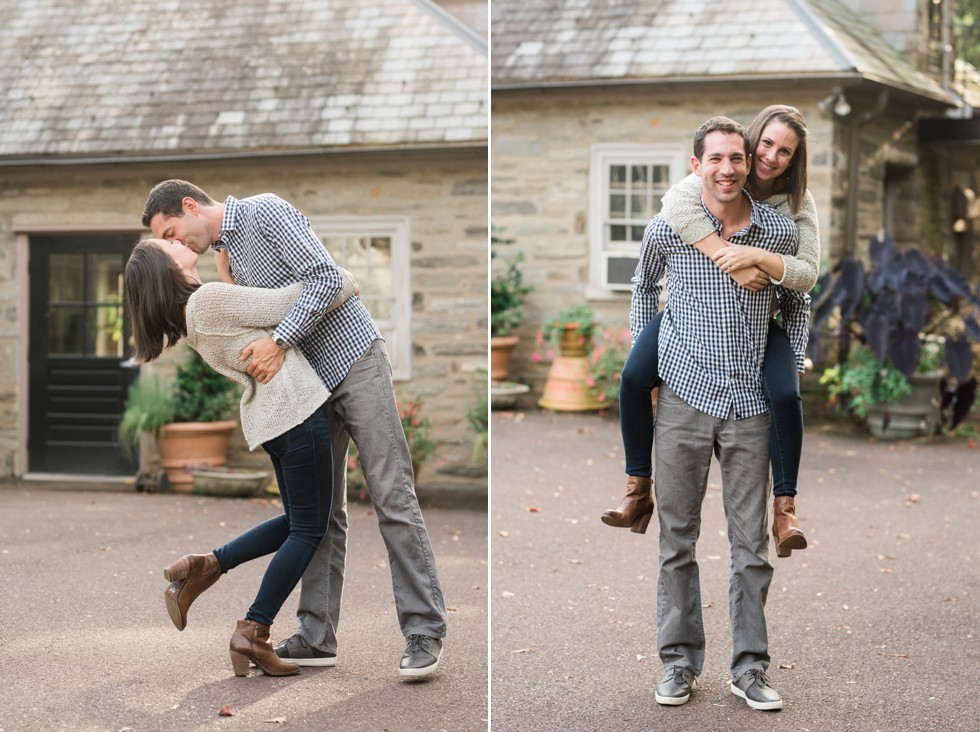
[273, 635, 337, 667]
[655, 666, 697, 706]
[730, 669, 783, 710]
[399, 635, 443, 677]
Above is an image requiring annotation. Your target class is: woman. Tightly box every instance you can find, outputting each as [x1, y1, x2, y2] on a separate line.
[125, 238, 355, 676]
[603, 105, 819, 558]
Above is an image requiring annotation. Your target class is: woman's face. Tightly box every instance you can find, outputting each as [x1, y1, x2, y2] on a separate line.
[148, 237, 199, 279]
[753, 120, 799, 187]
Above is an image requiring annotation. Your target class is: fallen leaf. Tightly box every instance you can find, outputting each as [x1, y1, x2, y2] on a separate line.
[527, 506, 540, 513]
[777, 663, 795, 669]
[264, 718, 287, 724]
[502, 591, 515, 598]
[447, 607, 458, 612]
[570, 559, 582, 564]
[219, 706, 235, 717]
[511, 647, 536, 654]
[498, 531, 510, 537]
[905, 493, 920, 506]
[880, 653, 910, 659]
[880, 567, 894, 573]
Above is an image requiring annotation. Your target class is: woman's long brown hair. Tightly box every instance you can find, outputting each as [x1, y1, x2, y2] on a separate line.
[746, 104, 809, 215]
[123, 240, 199, 362]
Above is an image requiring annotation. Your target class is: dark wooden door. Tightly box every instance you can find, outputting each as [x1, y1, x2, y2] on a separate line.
[28, 235, 139, 474]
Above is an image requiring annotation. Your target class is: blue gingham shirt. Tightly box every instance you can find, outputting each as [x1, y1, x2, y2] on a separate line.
[213, 194, 381, 391]
[630, 192, 810, 420]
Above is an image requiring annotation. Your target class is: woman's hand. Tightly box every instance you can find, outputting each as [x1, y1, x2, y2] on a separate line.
[711, 243, 761, 273]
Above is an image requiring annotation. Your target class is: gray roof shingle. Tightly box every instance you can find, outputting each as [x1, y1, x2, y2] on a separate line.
[491, 0, 954, 104]
[0, 0, 487, 161]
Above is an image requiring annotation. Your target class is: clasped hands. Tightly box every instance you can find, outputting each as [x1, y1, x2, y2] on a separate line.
[711, 242, 769, 292]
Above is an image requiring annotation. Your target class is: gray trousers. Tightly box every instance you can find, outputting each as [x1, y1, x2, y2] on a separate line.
[293, 340, 447, 652]
[654, 385, 773, 680]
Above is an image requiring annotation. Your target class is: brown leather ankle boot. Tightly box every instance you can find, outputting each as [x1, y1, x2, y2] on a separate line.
[772, 496, 807, 558]
[163, 552, 222, 631]
[601, 476, 654, 534]
[229, 620, 301, 677]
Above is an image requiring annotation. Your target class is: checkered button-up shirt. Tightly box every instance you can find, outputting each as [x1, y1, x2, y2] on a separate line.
[213, 194, 381, 391]
[630, 193, 810, 420]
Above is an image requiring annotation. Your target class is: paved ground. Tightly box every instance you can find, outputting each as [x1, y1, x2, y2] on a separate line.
[0, 483, 487, 732]
[490, 409, 980, 732]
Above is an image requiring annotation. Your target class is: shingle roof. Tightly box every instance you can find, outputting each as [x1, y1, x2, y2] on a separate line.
[0, 0, 487, 161]
[491, 0, 954, 104]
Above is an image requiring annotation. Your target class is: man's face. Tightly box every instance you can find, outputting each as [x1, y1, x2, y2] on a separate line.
[148, 198, 212, 255]
[691, 131, 750, 205]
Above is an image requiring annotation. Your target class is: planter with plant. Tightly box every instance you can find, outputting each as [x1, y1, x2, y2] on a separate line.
[119, 349, 240, 489]
[585, 327, 633, 411]
[490, 228, 533, 382]
[811, 233, 980, 437]
[535, 304, 602, 411]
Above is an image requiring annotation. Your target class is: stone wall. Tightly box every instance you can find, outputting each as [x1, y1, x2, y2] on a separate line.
[0, 147, 488, 486]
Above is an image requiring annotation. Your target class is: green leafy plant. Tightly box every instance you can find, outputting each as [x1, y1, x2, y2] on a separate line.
[810, 233, 979, 429]
[117, 376, 176, 461]
[173, 350, 239, 422]
[117, 349, 239, 460]
[466, 370, 489, 459]
[491, 228, 533, 337]
[399, 397, 437, 472]
[585, 327, 632, 406]
[820, 348, 911, 419]
[535, 304, 599, 362]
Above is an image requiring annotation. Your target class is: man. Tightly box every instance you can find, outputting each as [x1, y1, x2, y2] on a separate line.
[142, 180, 447, 677]
[631, 118, 809, 710]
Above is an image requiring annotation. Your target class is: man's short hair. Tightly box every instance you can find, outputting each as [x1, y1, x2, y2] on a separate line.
[141, 179, 216, 228]
[693, 117, 751, 161]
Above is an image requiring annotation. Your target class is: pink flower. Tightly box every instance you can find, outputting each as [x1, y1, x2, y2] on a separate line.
[546, 350, 554, 361]
[531, 353, 541, 363]
[585, 377, 596, 387]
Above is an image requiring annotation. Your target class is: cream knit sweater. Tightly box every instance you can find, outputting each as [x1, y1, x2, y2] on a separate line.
[660, 173, 820, 292]
[184, 276, 355, 451]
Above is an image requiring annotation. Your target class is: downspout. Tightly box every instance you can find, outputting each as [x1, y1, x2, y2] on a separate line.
[839, 89, 889, 363]
[843, 90, 890, 258]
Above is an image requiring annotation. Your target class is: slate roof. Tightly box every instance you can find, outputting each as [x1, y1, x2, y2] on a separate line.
[491, 0, 956, 105]
[0, 0, 487, 162]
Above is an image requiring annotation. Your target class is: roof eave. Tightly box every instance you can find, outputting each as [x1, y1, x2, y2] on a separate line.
[0, 140, 488, 168]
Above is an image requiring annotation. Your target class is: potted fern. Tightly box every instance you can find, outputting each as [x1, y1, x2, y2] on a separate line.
[490, 228, 533, 381]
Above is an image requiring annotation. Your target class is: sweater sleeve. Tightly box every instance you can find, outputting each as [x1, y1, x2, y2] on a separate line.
[659, 173, 717, 245]
[771, 190, 820, 293]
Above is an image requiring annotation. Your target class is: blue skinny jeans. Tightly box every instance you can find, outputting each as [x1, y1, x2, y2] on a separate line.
[619, 313, 803, 497]
[212, 408, 333, 627]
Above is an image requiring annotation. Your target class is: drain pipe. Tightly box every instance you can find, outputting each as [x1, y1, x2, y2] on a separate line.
[839, 89, 889, 364]
[843, 89, 890, 258]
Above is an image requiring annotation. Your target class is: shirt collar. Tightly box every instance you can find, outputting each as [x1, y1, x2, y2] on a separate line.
[212, 195, 240, 251]
[701, 189, 763, 238]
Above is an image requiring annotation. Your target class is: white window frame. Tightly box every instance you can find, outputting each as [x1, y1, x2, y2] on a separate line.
[308, 216, 412, 382]
[587, 143, 689, 299]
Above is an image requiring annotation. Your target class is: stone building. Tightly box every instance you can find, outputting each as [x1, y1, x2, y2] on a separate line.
[0, 0, 489, 492]
[491, 0, 979, 400]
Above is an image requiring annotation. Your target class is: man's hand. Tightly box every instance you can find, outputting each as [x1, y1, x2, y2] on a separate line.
[728, 266, 769, 292]
[215, 249, 235, 284]
[241, 337, 286, 383]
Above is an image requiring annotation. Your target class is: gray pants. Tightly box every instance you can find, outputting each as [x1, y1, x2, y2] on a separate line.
[293, 340, 446, 652]
[654, 385, 773, 680]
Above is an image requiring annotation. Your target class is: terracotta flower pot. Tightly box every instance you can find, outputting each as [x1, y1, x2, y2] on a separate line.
[156, 420, 239, 491]
[490, 335, 520, 381]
